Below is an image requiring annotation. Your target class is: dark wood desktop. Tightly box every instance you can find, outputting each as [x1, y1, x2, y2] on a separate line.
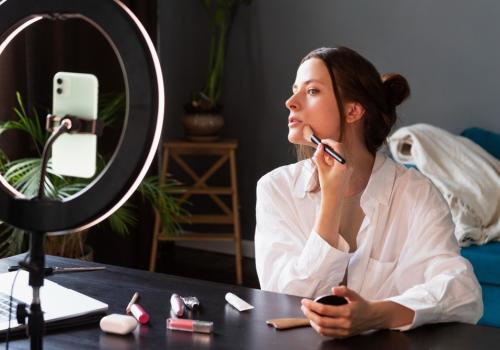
[1, 254, 499, 349]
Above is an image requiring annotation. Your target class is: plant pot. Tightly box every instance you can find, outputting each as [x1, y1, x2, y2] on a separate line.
[181, 113, 224, 142]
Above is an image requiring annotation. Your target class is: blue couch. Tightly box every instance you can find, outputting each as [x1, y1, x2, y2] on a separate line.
[398, 127, 500, 327]
[459, 127, 500, 327]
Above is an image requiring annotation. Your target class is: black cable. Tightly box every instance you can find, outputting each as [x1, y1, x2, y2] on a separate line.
[5, 119, 71, 349]
[37, 119, 72, 199]
[5, 252, 29, 350]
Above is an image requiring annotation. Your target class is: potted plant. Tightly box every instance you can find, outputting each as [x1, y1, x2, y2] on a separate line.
[182, 0, 253, 141]
[0, 92, 185, 259]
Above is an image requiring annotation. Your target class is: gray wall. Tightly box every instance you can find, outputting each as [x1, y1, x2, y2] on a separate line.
[159, 0, 500, 241]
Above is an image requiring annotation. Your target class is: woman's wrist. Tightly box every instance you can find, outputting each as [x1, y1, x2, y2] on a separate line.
[369, 301, 415, 329]
[368, 301, 391, 329]
[314, 199, 343, 247]
[313, 222, 339, 247]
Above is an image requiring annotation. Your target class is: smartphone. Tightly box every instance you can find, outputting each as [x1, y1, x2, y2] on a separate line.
[314, 294, 348, 306]
[51, 72, 98, 178]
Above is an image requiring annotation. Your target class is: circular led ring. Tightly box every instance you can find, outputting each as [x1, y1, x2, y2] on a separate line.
[0, 0, 164, 232]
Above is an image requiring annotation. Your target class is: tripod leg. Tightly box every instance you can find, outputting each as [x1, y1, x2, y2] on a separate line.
[29, 291, 44, 350]
[25, 231, 46, 350]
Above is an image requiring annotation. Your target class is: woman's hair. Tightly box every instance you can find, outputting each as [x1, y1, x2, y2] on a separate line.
[295, 47, 410, 161]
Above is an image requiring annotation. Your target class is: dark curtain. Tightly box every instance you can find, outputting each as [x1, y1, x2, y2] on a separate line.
[0, 0, 158, 269]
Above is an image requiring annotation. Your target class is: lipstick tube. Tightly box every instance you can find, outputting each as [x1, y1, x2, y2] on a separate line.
[130, 303, 150, 324]
[166, 318, 213, 334]
[170, 293, 185, 317]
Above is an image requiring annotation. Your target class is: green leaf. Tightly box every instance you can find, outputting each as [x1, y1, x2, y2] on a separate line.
[200, 0, 212, 10]
[0, 149, 10, 173]
[107, 204, 138, 236]
[4, 158, 41, 196]
[0, 93, 48, 154]
[200, 0, 252, 106]
[55, 183, 87, 198]
[16, 91, 27, 119]
[0, 224, 27, 258]
[214, 7, 229, 27]
[137, 176, 187, 235]
[99, 93, 125, 128]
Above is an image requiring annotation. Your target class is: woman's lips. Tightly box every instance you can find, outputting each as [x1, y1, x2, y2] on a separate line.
[288, 117, 302, 127]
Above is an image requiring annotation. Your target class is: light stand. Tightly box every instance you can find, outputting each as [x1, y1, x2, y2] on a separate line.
[16, 230, 46, 350]
[15, 119, 82, 349]
[0, 1, 165, 349]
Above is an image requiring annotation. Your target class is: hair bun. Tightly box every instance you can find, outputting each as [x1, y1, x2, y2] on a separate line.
[382, 73, 410, 108]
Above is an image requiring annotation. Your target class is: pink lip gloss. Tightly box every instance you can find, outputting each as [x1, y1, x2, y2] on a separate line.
[166, 318, 213, 334]
[130, 303, 150, 324]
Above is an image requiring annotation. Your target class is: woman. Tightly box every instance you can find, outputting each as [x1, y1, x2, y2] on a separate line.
[254, 47, 482, 337]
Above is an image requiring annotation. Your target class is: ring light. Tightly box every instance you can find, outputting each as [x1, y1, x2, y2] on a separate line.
[0, 0, 165, 233]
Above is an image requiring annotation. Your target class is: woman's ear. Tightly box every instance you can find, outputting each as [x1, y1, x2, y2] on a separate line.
[345, 102, 365, 124]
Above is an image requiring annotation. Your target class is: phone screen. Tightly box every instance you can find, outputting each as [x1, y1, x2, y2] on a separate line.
[51, 72, 98, 178]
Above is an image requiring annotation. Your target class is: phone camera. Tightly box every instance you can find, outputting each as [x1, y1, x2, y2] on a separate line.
[56, 78, 63, 85]
[56, 88, 63, 94]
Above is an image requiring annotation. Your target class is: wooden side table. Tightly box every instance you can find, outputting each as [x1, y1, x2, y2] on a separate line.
[149, 139, 243, 285]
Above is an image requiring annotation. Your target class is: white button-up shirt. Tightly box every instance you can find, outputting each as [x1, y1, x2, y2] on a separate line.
[255, 152, 483, 330]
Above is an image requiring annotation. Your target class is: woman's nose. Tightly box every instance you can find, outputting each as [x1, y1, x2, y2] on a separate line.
[285, 94, 299, 111]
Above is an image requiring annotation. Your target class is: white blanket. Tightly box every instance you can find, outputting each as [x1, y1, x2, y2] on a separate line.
[388, 124, 500, 246]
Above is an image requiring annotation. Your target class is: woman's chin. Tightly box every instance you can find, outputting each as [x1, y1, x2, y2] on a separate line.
[288, 131, 307, 145]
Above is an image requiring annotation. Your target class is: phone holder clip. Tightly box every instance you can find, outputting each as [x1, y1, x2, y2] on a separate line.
[46, 114, 103, 136]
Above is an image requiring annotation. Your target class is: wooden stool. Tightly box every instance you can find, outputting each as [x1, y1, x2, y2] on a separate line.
[149, 139, 243, 285]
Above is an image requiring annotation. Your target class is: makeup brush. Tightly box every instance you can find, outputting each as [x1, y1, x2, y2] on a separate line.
[302, 125, 346, 164]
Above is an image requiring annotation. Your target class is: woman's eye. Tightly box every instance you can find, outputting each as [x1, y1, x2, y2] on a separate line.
[307, 88, 319, 95]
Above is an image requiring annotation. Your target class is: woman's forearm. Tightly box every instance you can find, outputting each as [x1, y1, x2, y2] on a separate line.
[314, 194, 343, 247]
[370, 300, 415, 329]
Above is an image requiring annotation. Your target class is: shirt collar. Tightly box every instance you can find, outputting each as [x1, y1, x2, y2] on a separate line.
[292, 152, 397, 209]
[292, 159, 316, 199]
[361, 151, 396, 208]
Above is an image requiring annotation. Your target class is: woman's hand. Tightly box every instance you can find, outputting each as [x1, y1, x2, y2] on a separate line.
[312, 139, 352, 247]
[312, 139, 352, 197]
[301, 286, 415, 338]
[300, 286, 379, 338]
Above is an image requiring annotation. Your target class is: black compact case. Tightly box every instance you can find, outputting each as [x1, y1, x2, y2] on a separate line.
[314, 295, 348, 306]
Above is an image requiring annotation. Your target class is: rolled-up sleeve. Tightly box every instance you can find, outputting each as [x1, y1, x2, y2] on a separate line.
[385, 185, 483, 330]
[254, 175, 350, 298]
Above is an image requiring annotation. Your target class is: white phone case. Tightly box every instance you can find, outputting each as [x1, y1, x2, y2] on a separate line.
[51, 72, 98, 178]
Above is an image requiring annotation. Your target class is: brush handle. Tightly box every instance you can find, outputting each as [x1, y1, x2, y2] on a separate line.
[310, 135, 346, 164]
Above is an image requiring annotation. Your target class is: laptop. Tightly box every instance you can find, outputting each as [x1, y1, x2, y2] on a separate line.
[0, 270, 108, 336]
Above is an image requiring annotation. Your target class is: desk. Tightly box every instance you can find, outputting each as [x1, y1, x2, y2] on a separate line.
[2, 255, 499, 349]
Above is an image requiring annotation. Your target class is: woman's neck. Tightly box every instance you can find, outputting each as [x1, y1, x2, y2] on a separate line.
[345, 146, 375, 198]
[340, 123, 376, 197]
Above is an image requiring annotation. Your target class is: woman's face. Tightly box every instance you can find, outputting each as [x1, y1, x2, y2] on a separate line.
[286, 58, 342, 145]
